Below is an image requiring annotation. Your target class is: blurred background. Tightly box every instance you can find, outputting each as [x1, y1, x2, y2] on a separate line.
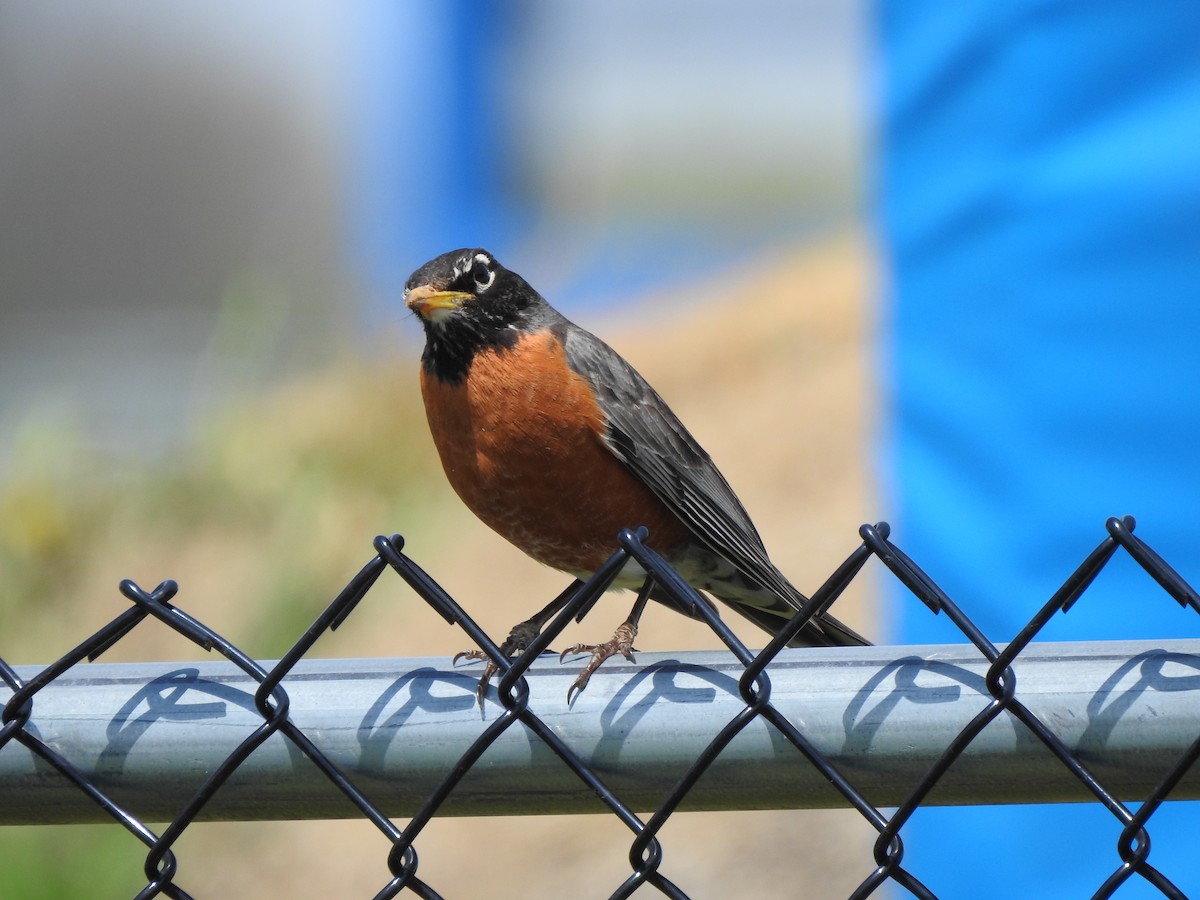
[2, 0, 1199, 897]
[0, 0, 864, 468]
[1, 2, 875, 897]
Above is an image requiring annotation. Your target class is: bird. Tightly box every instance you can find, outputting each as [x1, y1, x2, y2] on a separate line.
[404, 248, 868, 701]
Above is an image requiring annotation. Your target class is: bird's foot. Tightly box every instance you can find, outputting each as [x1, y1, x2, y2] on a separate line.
[451, 650, 501, 709]
[559, 619, 639, 703]
[453, 618, 545, 708]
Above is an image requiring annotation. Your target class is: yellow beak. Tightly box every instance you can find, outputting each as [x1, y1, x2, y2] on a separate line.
[405, 285, 473, 319]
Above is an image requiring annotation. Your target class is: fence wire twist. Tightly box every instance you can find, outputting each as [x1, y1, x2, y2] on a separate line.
[3, 515, 1200, 898]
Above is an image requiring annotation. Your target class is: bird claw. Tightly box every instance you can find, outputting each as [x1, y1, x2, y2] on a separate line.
[454, 614, 642, 706]
[561, 620, 638, 703]
[454, 618, 548, 709]
[452, 651, 498, 708]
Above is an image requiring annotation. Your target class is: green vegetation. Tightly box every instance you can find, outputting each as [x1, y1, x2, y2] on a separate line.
[1, 359, 444, 660]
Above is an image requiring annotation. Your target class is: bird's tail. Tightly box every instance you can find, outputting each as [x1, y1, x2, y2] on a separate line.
[651, 548, 871, 647]
[700, 566, 870, 647]
[728, 597, 870, 648]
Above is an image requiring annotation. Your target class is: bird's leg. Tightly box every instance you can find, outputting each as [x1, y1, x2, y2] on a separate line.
[453, 580, 581, 707]
[560, 577, 655, 703]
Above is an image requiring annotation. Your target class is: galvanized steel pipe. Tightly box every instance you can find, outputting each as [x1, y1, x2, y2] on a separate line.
[3, 640, 1199, 824]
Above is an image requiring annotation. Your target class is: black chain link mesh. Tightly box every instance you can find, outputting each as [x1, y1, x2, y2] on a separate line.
[3, 515, 1199, 898]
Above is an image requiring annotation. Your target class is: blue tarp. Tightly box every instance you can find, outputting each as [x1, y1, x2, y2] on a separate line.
[876, 2, 1200, 895]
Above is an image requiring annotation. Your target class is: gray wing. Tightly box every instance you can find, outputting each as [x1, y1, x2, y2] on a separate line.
[558, 326, 791, 590]
[559, 322, 869, 647]
[559, 327, 769, 557]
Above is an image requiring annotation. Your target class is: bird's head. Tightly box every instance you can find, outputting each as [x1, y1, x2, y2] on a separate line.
[404, 249, 539, 334]
[405, 249, 556, 382]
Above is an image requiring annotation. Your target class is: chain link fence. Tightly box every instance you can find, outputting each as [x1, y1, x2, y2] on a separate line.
[3, 515, 1200, 898]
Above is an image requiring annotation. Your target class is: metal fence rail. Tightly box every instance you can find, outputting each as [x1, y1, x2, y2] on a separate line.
[6, 642, 1200, 824]
[2, 516, 1199, 899]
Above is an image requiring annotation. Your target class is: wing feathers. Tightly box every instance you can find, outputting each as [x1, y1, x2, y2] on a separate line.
[564, 327, 791, 594]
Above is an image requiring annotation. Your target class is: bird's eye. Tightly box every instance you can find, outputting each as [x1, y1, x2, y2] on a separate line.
[471, 259, 495, 291]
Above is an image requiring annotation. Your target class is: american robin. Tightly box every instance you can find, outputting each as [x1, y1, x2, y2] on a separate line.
[405, 248, 868, 701]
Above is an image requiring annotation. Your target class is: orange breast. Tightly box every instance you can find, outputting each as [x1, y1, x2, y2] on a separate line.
[419, 330, 690, 574]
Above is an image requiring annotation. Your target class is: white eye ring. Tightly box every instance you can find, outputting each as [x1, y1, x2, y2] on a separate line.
[471, 254, 496, 291]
